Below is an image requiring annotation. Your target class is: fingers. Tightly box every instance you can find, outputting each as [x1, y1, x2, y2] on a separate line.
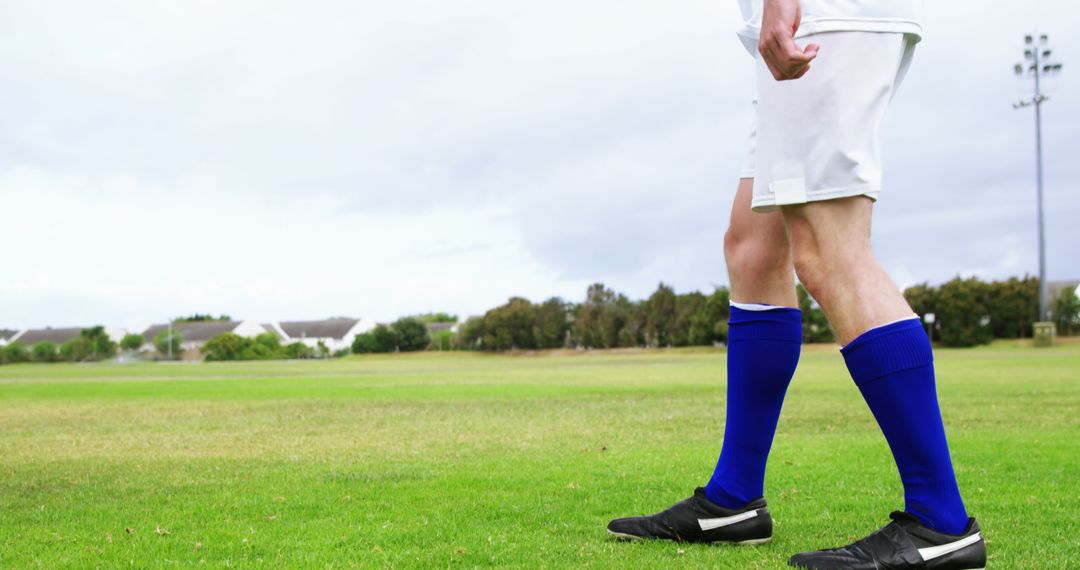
[781, 42, 812, 78]
[783, 34, 814, 64]
[762, 47, 784, 81]
[759, 37, 786, 81]
[759, 34, 819, 81]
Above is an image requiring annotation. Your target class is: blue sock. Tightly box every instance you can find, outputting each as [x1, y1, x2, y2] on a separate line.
[705, 305, 802, 508]
[842, 318, 969, 534]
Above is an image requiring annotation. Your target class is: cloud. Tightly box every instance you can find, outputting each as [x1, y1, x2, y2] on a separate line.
[0, 1, 1078, 329]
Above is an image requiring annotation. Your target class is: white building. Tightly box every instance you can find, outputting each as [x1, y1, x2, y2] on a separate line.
[266, 318, 371, 353]
[6, 326, 127, 347]
[1048, 280, 1080, 304]
[141, 320, 267, 352]
[0, 329, 18, 347]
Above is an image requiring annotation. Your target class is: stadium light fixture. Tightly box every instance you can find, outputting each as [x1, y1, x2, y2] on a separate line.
[1013, 32, 1063, 324]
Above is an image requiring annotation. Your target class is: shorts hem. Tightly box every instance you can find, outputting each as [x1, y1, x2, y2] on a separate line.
[751, 184, 880, 213]
[795, 20, 923, 44]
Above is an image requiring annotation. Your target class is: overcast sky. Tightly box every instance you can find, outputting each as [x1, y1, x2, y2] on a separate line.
[1, 1, 1077, 331]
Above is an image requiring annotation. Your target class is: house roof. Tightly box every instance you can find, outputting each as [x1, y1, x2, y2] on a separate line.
[0, 329, 16, 341]
[261, 324, 287, 340]
[278, 318, 360, 340]
[142, 321, 242, 343]
[1048, 280, 1080, 300]
[14, 327, 84, 345]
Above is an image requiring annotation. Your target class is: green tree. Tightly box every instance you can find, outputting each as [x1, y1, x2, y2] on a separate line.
[533, 297, 569, 349]
[645, 283, 677, 347]
[282, 342, 315, 359]
[239, 341, 275, 360]
[902, 282, 937, 317]
[351, 332, 379, 354]
[574, 283, 615, 348]
[120, 333, 145, 351]
[202, 332, 248, 361]
[482, 297, 536, 351]
[254, 332, 282, 353]
[3, 341, 29, 364]
[1051, 286, 1080, 336]
[60, 338, 85, 362]
[695, 286, 731, 345]
[935, 277, 992, 347]
[986, 276, 1039, 339]
[615, 298, 646, 348]
[154, 329, 183, 359]
[672, 292, 706, 346]
[352, 324, 399, 354]
[904, 283, 937, 320]
[455, 317, 485, 351]
[568, 284, 655, 349]
[371, 325, 400, 352]
[78, 326, 117, 361]
[430, 329, 455, 351]
[412, 312, 458, 324]
[392, 317, 430, 352]
[175, 314, 231, 323]
[31, 341, 58, 363]
[903, 282, 938, 341]
[599, 294, 635, 348]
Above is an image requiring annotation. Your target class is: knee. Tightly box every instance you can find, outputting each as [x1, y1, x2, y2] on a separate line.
[725, 226, 789, 281]
[723, 226, 744, 263]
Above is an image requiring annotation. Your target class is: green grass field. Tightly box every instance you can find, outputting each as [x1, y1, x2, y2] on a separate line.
[1, 342, 1077, 568]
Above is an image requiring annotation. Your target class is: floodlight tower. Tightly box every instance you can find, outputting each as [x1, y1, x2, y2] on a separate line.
[1014, 33, 1063, 323]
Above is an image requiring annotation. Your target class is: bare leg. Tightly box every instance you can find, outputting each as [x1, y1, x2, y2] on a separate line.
[606, 181, 806, 538]
[702, 177, 803, 510]
[781, 196, 913, 344]
[782, 195, 972, 539]
[725, 178, 797, 306]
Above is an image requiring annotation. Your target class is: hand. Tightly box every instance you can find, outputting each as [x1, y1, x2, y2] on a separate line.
[758, 0, 820, 80]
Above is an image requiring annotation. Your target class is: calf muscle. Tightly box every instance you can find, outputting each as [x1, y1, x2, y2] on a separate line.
[781, 197, 913, 344]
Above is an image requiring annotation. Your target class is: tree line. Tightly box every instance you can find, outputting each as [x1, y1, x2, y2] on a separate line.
[905, 275, 1079, 347]
[450, 282, 837, 352]
[0, 326, 119, 364]
[201, 332, 329, 361]
[438, 276, 1077, 352]
[2, 275, 1077, 364]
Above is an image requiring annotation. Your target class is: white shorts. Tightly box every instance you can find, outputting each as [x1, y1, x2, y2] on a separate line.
[741, 32, 916, 212]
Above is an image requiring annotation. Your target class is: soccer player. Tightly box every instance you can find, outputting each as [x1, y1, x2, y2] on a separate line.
[606, 1, 987, 568]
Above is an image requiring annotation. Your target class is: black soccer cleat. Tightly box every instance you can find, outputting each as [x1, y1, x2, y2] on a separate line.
[607, 487, 772, 544]
[788, 511, 986, 569]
